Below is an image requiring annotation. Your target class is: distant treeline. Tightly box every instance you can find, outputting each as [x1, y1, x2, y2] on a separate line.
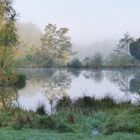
[0, 5, 137, 69]
[14, 25, 140, 68]
[1, 1, 140, 69]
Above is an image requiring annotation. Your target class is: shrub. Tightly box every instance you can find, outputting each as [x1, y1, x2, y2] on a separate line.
[68, 58, 82, 68]
[37, 116, 56, 129]
[36, 104, 46, 115]
[99, 96, 116, 109]
[14, 74, 26, 89]
[82, 53, 103, 68]
[73, 96, 131, 111]
[129, 38, 140, 60]
[12, 113, 24, 130]
[73, 96, 94, 108]
[67, 113, 76, 124]
[57, 124, 73, 133]
[101, 108, 140, 135]
[56, 96, 72, 111]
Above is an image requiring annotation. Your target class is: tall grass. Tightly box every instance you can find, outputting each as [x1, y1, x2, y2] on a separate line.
[0, 95, 139, 137]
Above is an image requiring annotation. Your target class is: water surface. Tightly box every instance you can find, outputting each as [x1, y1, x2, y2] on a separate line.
[17, 68, 140, 112]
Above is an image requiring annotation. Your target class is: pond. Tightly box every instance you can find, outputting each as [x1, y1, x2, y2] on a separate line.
[17, 68, 140, 112]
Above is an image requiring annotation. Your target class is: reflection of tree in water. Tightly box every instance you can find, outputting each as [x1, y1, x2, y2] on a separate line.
[19, 69, 55, 84]
[105, 70, 140, 103]
[21, 69, 72, 112]
[68, 69, 81, 78]
[129, 73, 140, 93]
[42, 70, 71, 112]
[106, 70, 132, 93]
[83, 70, 103, 82]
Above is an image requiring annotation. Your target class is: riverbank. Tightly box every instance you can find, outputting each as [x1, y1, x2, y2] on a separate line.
[0, 99, 139, 140]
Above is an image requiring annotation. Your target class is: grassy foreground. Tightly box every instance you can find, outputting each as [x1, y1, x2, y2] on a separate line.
[0, 97, 140, 140]
[0, 107, 140, 140]
[0, 128, 139, 140]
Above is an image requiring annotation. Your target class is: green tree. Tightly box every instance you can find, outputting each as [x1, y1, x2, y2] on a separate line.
[0, 0, 18, 47]
[129, 38, 140, 60]
[68, 58, 82, 68]
[82, 53, 103, 68]
[41, 24, 72, 67]
[115, 32, 133, 54]
[107, 32, 136, 67]
[90, 53, 103, 68]
[107, 52, 133, 67]
[82, 57, 91, 68]
[0, 0, 18, 84]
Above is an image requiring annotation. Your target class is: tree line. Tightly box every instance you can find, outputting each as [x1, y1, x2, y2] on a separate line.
[1, 0, 140, 69]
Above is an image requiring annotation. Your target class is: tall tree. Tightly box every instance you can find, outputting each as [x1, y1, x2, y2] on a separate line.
[115, 32, 133, 54]
[41, 24, 72, 67]
[0, 0, 18, 47]
[0, 0, 18, 84]
[129, 38, 140, 60]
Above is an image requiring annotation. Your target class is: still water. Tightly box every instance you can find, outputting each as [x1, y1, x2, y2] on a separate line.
[17, 68, 140, 112]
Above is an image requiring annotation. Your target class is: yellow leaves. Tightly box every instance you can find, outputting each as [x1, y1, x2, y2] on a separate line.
[41, 24, 72, 66]
[0, 47, 14, 73]
[0, 69, 17, 85]
[60, 51, 70, 63]
[0, 73, 6, 82]
[13, 48, 22, 58]
[0, 46, 21, 60]
[0, 47, 4, 53]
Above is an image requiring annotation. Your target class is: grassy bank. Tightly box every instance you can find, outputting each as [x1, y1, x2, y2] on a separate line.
[0, 97, 139, 140]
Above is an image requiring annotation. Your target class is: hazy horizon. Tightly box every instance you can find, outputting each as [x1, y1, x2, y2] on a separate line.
[14, 0, 140, 46]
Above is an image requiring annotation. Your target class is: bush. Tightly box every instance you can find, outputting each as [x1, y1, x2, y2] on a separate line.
[14, 74, 26, 89]
[56, 96, 72, 111]
[67, 113, 76, 124]
[36, 104, 46, 115]
[72, 96, 132, 112]
[99, 96, 116, 109]
[82, 53, 103, 68]
[57, 124, 73, 133]
[129, 39, 140, 60]
[68, 58, 82, 68]
[37, 116, 56, 129]
[74, 96, 94, 108]
[100, 108, 140, 135]
[12, 113, 24, 130]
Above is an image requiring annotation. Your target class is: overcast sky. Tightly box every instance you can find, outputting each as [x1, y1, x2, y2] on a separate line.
[14, 0, 140, 45]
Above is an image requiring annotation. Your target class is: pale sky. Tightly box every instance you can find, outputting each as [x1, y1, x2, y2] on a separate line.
[14, 0, 140, 45]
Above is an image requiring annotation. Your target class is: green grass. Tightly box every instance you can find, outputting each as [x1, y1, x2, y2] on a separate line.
[0, 107, 140, 140]
[0, 128, 140, 140]
[0, 98, 140, 140]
